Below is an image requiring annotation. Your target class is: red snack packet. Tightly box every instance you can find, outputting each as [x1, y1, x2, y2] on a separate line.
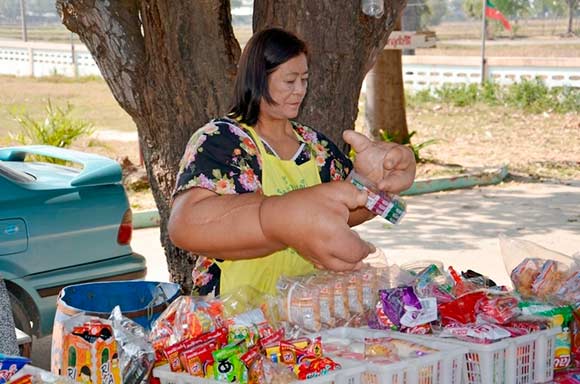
[293, 356, 341, 380]
[439, 291, 487, 326]
[241, 346, 266, 384]
[180, 341, 216, 378]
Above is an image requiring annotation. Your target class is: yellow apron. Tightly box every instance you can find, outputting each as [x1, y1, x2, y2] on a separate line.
[219, 124, 319, 296]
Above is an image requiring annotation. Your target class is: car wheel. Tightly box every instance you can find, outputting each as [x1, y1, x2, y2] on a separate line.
[9, 292, 33, 342]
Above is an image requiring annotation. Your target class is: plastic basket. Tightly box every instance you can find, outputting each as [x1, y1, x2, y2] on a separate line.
[411, 327, 560, 384]
[153, 356, 366, 384]
[320, 327, 468, 384]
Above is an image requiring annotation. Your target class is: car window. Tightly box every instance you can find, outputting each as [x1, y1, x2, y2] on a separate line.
[0, 162, 36, 183]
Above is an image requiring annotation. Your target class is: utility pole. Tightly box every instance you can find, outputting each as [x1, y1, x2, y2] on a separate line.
[19, 0, 28, 42]
[480, 0, 487, 84]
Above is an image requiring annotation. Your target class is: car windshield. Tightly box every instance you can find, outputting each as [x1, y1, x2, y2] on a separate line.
[0, 162, 36, 183]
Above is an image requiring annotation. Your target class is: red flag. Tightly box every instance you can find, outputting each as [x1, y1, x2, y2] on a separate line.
[486, 0, 512, 31]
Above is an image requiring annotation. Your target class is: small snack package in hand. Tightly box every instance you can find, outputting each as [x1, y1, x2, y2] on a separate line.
[348, 170, 407, 225]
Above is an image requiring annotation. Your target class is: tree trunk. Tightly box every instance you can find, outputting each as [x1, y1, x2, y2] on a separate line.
[57, 0, 241, 291]
[365, 48, 408, 144]
[365, 18, 409, 144]
[567, 0, 577, 35]
[57, 0, 407, 292]
[253, 0, 407, 154]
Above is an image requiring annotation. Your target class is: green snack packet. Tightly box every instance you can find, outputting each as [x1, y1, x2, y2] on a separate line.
[520, 302, 573, 370]
[213, 343, 248, 383]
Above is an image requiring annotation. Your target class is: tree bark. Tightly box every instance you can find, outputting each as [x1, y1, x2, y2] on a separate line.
[253, 0, 407, 154]
[57, 0, 407, 291]
[567, 0, 577, 35]
[365, 17, 409, 144]
[57, 0, 241, 291]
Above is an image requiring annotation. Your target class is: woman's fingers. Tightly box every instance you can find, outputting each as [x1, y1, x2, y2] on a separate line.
[343, 130, 371, 153]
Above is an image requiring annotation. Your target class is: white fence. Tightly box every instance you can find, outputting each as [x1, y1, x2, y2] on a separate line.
[402, 55, 580, 90]
[1, 40, 579, 90]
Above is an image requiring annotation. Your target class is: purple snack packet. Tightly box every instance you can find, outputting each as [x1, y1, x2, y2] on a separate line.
[379, 287, 422, 328]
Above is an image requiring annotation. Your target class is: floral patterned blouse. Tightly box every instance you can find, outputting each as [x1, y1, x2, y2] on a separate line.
[173, 117, 353, 295]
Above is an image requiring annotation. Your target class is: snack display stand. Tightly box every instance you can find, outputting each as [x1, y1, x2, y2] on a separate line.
[320, 327, 468, 384]
[153, 357, 366, 384]
[414, 327, 560, 384]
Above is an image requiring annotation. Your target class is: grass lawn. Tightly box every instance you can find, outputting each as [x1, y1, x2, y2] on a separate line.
[0, 75, 136, 141]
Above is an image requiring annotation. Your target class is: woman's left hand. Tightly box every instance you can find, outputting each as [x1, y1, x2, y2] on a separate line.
[343, 130, 416, 194]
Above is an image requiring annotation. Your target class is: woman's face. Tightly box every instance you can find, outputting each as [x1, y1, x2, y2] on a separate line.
[261, 53, 309, 120]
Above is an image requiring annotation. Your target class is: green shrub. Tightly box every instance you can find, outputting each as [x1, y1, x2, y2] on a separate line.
[505, 78, 552, 113]
[551, 86, 580, 114]
[480, 81, 502, 105]
[406, 79, 577, 114]
[406, 89, 436, 107]
[9, 100, 94, 163]
[434, 83, 479, 107]
[379, 129, 439, 163]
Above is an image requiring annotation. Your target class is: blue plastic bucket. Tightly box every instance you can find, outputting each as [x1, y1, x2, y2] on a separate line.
[51, 280, 181, 374]
[55, 280, 181, 329]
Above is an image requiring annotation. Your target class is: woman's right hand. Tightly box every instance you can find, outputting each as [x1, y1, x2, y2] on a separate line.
[259, 181, 374, 271]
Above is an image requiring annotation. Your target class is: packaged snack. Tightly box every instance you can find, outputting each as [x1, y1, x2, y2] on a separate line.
[532, 260, 570, 301]
[227, 308, 268, 347]
[440, 323, 512, 344]
[346, 272, 364, 314]
[241, 346, 265, 384]
[348, 170, 406, 225]
[277, 276, 321, 332]
[212, 343, 247, 383]
[476, 294, 520, 324]
[181, 341, 216, 378]
[109, 307, 155, 384]
[557, 271, 580, 306]
[361, 268, 378, 311]
[0, 354, 29, 384]
[439, 291, 487, 326]
[61, 317, 121, 384]
[511, 258, 543, 299]
[521, 303, 573, 370]
[331, 276, 349, 322]
[364, 338, 398, 360]
[293, 356, 340, 380]
[378, 287, 422, 328]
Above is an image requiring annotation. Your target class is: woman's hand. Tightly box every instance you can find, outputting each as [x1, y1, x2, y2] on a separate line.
[259, 181, 374, 271]
[343, 130, 416, 194]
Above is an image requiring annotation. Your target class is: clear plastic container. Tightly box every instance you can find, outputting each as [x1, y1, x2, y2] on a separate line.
[361, 0, 384, 18]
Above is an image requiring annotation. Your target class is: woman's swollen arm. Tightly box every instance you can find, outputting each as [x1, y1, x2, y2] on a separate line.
[168, 188, 285, 260]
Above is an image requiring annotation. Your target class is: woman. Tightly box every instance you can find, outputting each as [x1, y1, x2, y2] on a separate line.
[169, 28, 415, 296]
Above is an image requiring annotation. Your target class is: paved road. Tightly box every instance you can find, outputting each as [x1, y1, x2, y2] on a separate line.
[30, 179, 580, 370]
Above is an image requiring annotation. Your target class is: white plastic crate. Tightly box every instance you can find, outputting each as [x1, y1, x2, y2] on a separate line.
[320, 327, 468, 384]
[411, 327, 560, 384]
[153, 356, 366, 384]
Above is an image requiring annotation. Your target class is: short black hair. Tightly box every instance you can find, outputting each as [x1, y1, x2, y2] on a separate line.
[229, 27, 308, 126]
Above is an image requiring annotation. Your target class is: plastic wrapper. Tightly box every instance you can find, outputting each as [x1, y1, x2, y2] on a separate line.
[323, 335, 435, 364]
[501, 235, 580, 300]
[109, 306, 155, 384]
[149, 295, 224, 356]
[475, 293, 520, 325]
[379, 287, 425, 328]
[304, 274, 335, 328]
[59, 314, 121, 384]
[0, 354, 28, 384]
[439, 291, 487, 326]
[348, 170, 406, 225]
[412, 263, 455, 303]
[7, 364, 76, 384]
[440, 323, 513, 344]
[521, 303, 574, 370]
[448, 266, 482, 297]
[277, 275, 321, 333]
